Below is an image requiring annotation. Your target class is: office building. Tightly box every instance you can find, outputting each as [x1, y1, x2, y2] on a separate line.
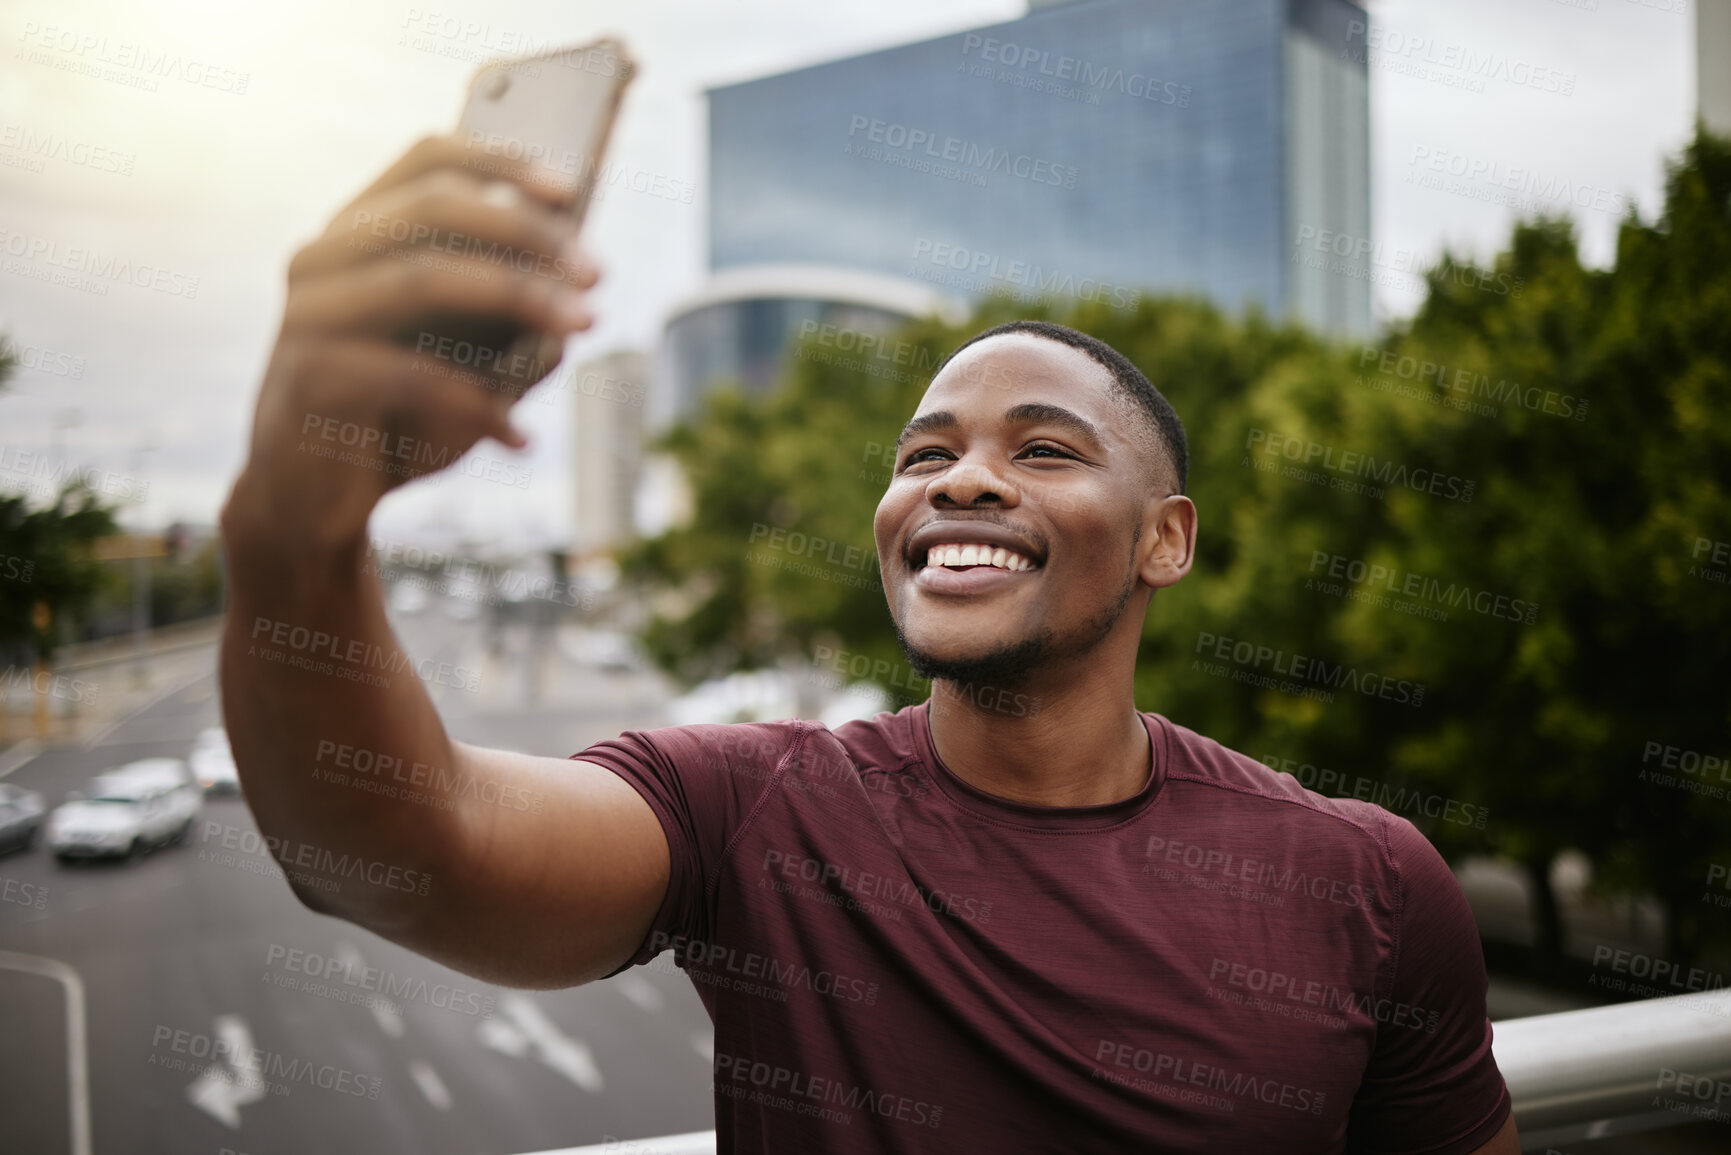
[705, 0, 1371, 341]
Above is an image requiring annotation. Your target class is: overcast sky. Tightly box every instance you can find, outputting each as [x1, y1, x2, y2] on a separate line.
[0, 0, 1696, 550]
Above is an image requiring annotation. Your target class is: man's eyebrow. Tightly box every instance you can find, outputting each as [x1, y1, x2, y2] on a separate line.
[1002, 402, 1104, 447]
[893, 403, 1106, 454]
[895, 410, 957, 452]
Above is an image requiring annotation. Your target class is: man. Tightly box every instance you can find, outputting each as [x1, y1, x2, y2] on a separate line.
[223, 136, 1519, 1153]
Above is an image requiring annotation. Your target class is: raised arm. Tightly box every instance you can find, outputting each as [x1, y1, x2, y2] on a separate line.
[220, 136, 668, 988]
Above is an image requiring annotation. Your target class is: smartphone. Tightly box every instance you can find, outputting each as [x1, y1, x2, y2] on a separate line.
[405, 37, 637, 377]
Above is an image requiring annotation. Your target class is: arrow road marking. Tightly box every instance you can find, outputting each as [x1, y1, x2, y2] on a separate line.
[185, 1015, 267, 1129]
[409, 1059, 452, 1110]
[335, 940, 404, 1038]
[476, 993, 604, 1092]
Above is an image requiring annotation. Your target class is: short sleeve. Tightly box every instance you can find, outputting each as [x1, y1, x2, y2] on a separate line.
[572, 721, 802, 976]
[1346, 816, 1513, 1154]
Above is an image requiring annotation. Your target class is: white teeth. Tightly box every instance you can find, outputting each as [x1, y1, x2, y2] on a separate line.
[922, 542, 1036, 571]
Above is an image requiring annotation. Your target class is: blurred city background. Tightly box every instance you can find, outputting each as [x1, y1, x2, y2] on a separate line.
[2, 0, 1729, 1152]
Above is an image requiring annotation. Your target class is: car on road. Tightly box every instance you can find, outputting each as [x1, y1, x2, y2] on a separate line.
[47, 758, 202, 861]
[0, 783, 46, 854]
[189, 727, 241, 795]
[388, 580, 431, 615]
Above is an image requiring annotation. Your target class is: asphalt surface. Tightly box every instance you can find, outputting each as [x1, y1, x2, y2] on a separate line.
[0, 605, 716, 1155]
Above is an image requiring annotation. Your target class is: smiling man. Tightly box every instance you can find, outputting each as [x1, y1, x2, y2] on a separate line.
[224, 138, 1518, 1153]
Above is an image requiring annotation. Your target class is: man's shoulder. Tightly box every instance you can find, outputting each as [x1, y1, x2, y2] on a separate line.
[1151, 713, 1410, 860]
[596, 707, 914, 778]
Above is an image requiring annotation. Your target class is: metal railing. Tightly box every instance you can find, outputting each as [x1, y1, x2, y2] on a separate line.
[517, 990, 1731, 1154]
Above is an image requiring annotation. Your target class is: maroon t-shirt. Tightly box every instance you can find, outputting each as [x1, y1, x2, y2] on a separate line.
[576, 704, 1511, 1153]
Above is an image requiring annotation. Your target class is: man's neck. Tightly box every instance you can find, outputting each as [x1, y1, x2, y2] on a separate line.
[926, 673, 1151, 808]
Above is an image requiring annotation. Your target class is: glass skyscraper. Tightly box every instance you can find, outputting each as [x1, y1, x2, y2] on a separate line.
[706, 0, 1371, 339]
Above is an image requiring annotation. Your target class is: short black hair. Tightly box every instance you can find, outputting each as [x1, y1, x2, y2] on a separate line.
[935, 320, 1189, 495]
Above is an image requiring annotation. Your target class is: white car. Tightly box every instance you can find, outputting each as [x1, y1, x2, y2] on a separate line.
[48, 758, 202, 861]
[189, 728, 241, 795]
[388, 581, 431, 616]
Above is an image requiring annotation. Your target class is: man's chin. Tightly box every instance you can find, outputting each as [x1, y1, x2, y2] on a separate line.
[894, 623, 1055, 690]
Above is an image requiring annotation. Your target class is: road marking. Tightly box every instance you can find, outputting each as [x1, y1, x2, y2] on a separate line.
[476, 993, 604, 1092]
[0, 738, 43, 780]
[0, 952, 91, 1155]
[614, 972, 665, 1013]
[185, 1014, 267, 1129]
[409, 1059, 452, 1110]
[336, 941, 404, 1038]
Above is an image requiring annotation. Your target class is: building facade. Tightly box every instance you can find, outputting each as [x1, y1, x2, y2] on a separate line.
[707, 0, 1371, 339]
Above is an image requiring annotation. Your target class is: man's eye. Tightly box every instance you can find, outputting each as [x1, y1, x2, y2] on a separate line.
[1023, 444, 1073, 459]
[902, 448, 949, 467]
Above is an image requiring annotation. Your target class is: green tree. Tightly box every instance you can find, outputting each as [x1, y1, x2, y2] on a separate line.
[0, 341, 122, 673]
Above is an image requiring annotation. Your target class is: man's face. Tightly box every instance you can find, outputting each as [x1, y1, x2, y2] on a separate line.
[873, 334, 1166, 685]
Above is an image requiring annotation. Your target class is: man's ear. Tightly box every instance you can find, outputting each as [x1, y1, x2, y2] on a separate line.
[1137, 493, 1196, 590]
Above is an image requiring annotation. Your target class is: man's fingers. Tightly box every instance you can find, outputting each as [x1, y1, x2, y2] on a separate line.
[297, 171, 585, 285]
[284, 252, 593, 340]
[344, 134, 576, 211]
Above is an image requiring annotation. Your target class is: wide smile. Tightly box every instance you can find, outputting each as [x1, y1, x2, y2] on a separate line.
[907, 529, 1045, 596]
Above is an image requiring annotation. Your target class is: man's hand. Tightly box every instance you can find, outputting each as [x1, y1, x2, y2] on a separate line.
[232, 134, 599, 547]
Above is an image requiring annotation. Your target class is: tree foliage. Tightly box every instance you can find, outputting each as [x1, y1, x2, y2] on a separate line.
[0, 344, 122, 666]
